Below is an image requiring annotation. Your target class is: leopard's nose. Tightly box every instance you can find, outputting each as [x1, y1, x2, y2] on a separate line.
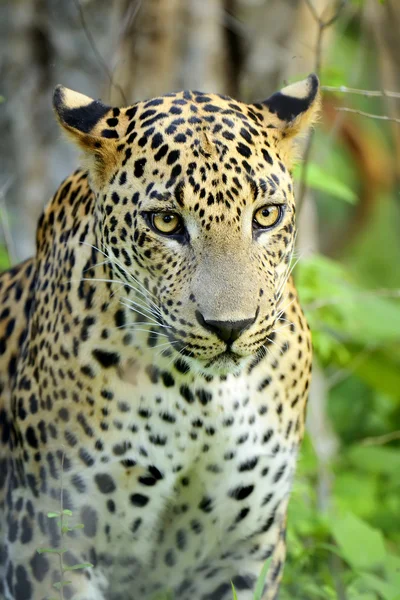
[196, 311, 256, 343]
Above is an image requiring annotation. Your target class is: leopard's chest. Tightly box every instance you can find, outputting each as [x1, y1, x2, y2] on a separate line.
[73, 365, 297, 582]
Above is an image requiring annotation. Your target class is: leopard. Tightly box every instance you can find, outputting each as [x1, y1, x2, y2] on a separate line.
[0, 74, 319, 600]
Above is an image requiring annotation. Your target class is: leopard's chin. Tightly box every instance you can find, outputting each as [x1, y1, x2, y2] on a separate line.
[187, 350, 253, 377]
[164, 336, 258, 376]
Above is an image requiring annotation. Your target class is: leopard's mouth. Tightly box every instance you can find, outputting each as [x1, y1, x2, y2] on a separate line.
[202, 350, 255, 375]
[181, 348, 251, 376]
[206, 349, 241, 365]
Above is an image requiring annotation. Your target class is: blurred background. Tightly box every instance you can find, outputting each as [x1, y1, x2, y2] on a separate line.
[1, 0, 400, 598]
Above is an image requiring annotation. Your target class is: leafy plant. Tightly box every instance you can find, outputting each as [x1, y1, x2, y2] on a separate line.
[36, 452, 93, 600]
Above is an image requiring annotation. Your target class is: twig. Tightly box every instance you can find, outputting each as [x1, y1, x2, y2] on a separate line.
[72, 0, 127, 105]
[297, 0, 346, 212]
[322, 85, 400, 99]
[303, 0, 346, 72]
[118, 0, 143, 41]
[109, 0, 143, 101]
[297, 6, 346, 599]
[360, 431, 400, 446]
[335, 106, 400, 125]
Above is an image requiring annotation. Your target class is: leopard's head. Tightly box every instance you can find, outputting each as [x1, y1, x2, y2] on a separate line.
[54, 76, 319, 373]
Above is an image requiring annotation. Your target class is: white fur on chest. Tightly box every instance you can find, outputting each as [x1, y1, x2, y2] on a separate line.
[83, 362, 297, 573]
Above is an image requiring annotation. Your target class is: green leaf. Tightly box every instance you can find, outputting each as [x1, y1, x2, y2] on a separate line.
[231, 582, 239, 600]
[62, 523, 85, 532]
[293, 162, 357, 204]
[150, 590, 174, 600]
[62, 509, 73, 516]
[343, 294, 400, 344]
[351, 348, 400, 398]
[348, 446, 400, 476]
[386, 553, 400, 589]
[0, 246, 10, 271]
[329, 512, 386, 570]
[47, 512, 60, 518]
[352, 572, 399, 599]
[63, 562, 94, 571]
[333, 472, 378, 518]
[69, 523, 84, 530]
[37, 547, 67, 554]
[53, 580, 72, 590]
[253, 558, 272, 600]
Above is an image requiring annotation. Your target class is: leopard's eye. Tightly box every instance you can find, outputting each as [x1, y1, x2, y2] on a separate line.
[151, 212, 182, 235]
[253, 205, 282, 229]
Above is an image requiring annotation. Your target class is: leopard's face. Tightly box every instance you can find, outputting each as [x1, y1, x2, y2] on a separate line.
[54, 77, 319, 372]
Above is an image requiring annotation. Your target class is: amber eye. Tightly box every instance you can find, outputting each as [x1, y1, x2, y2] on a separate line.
[253, 205, 282, 229]
[151, 212, 182, 235]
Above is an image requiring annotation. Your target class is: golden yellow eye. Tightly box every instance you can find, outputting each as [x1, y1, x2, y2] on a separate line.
[253, 205, 282, 229]
[151, 212, 182, 235]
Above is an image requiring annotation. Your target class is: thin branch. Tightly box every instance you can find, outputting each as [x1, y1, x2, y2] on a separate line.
[322, 85, 400, 99]
[297, 0, 346, 212]
[118, 0, 143, 41]
[335, 106, 400, 125]
[304, 0, 320, 23]
[109, 0, 143, 100]
[72, 0, 127, 105]
[360, 431, 400, 446]
[322, 1, 346, 29]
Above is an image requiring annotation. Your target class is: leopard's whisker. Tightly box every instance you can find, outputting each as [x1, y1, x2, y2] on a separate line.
[118, 327, 170, 338]
[276, 297, 296, 319]
[82, 258, 111, 272]
[276, 252, 303, 303]
[270, 323, 292, 333]
[116, 321, 171, 331]
[71, 275, 161, 317]
[80, 241, 161, 312]
[121, 296, 163, 323]
[100, 241, 160, 306]
[154, 340, 181, 358]
[120, 299, 163, 327]
[275, 317, 294, 326]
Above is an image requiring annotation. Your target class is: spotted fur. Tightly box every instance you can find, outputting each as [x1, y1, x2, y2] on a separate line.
[0, 75, 319, 600]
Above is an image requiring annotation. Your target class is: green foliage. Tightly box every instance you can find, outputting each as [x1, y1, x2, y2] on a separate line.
[281, 242, 400, 599]
[293, 163, 358, 204]
[280, 435, 400, 600]
[253, 558, 272, 600]
[330, 512, 386, 570]
[36, 458, 93, 600]
[296, 255, 400, 400]
[0, 245, 11, 271]
[231, 558, 271, 600]
[231, 583, 239, 600]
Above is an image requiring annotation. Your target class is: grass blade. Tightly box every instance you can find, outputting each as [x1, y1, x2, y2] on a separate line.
[253, 558, 272, 600]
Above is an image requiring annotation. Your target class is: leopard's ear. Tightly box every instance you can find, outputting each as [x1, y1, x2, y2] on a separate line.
[53, 86, 126, 187]
[261, 74, 321, 165]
